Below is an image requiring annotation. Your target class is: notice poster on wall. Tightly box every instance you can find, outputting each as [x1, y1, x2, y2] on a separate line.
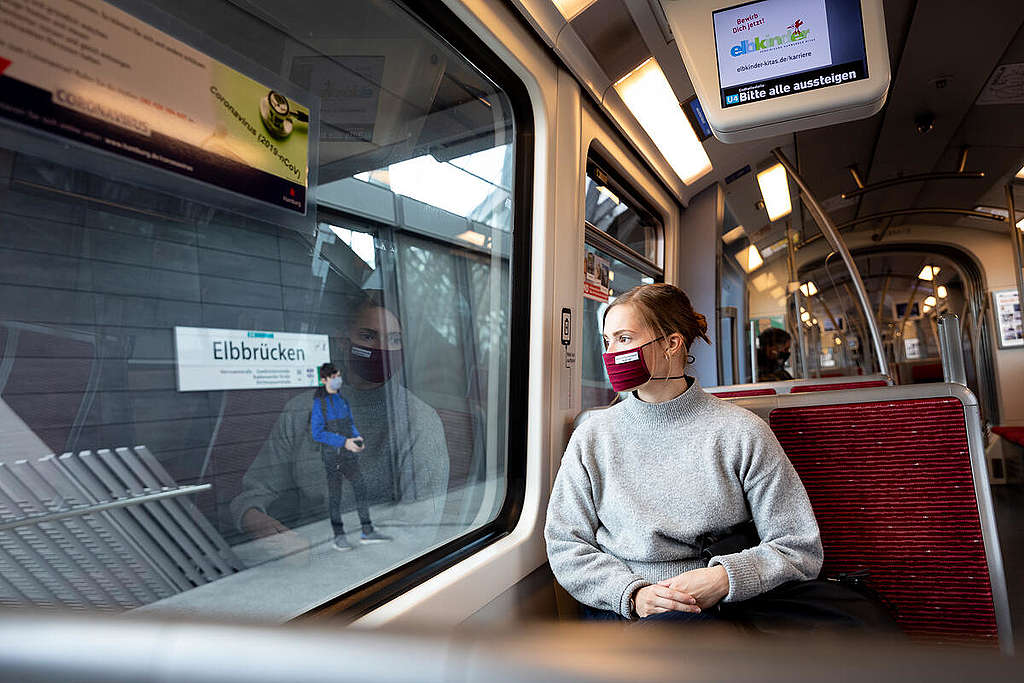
[993, 289, 1023, 349]
[584, 252, 610, 303]
[0, 0, 312, 213]
[712, 0, 868, 108]
[175, 327, 330, 392]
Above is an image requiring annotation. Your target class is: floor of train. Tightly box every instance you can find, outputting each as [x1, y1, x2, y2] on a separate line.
[991, 483, 1024, 636]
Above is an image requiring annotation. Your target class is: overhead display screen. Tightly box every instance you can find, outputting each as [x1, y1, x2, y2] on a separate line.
[713, 0, 868, 109]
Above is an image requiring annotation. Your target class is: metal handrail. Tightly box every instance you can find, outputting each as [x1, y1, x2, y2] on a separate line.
[839, 171, 985, 199]
[0, 484, 211, 532]
[937, 314, 967, 385]
[796, 208, 1006, 249]
[771, 148, 889, 379]
[1006, 184, 1024, 329]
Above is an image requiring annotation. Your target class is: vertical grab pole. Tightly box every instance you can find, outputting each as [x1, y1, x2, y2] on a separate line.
[786, 221, 809, 378]
[937, 314, 967, 385]
[1006, 184, 1024, 321]
[771, 148, 890, 380]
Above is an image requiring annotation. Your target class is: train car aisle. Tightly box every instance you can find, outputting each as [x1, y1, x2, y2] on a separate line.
[991, 483, 1024, 637]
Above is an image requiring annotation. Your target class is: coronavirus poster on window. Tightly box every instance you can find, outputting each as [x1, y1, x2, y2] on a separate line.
[174, 327, 330, 391]
[584, 252, 610, 303]
[0, 0, 312, 212]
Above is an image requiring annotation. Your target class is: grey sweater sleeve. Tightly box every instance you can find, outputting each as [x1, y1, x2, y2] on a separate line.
[400, 404, 450, 529]
[229, 403, 301, 534]
[544, 433, 650, 619]
[708, 423, 823, 602]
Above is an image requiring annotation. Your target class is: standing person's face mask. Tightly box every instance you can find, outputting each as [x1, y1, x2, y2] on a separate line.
[601, 337, 664, 392]
[327, 376, 343, 391]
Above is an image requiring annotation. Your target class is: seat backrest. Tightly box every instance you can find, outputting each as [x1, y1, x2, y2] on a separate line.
[789, 380, 888, 393]
[734, 385, 1011, 650]
[707, 388, 776, 398]
[706, 374, 891, 397]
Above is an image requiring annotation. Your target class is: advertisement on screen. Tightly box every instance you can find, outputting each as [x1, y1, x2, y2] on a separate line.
[713, 0, 868, 108]
[0, 0, 312, 213]
[175, 327, 330, 391]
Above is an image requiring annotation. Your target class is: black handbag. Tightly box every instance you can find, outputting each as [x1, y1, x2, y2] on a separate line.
[718, 578, 902, 634]
[696, 520, 901, 633]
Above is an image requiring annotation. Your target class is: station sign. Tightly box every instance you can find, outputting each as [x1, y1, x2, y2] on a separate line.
[174, 327, 330, 392]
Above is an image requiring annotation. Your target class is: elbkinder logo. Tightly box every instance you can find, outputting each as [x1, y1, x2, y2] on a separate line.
[730, 18, 809, 56]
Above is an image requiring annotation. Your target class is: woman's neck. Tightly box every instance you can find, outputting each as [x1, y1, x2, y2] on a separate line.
[635, 375, 691, 404]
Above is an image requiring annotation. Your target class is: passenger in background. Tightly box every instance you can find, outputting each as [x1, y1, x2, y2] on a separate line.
[756, 327, 793, 381]
[231, 296, 450, 557]
[312, 362, 391, 551]
[545, 283, 823, 622]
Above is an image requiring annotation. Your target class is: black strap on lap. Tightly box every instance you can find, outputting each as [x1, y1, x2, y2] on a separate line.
[696, 519, 760, 562]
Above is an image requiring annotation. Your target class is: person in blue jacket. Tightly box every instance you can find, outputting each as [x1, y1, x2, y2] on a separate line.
[312, 362, 392, 551]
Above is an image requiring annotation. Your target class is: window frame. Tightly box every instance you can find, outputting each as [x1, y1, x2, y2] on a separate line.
[580, 152, 666, 411]
[583, 155, 665, 277]
[299, 0, 533, 622]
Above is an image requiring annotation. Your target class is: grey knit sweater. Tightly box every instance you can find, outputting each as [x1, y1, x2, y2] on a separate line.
[545, 379, 823, 619]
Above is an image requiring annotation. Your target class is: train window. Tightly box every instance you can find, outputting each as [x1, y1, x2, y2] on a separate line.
[0, 0, 526, 620]
[584, 161, 662, 264]
[580, 158, 663, 411]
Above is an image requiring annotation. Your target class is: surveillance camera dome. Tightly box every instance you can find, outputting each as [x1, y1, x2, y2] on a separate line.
[914, 113, 935, 134]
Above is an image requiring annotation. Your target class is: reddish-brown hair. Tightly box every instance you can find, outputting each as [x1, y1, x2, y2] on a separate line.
[604, 283, 711, 349]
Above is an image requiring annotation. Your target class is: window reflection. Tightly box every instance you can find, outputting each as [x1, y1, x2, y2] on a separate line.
[0, 0, 517, 620]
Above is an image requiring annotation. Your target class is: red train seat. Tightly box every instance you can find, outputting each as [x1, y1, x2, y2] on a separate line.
[756, 389, 1010, 648]
[790, 380, 889, 393]
[707, 388, 777, 398]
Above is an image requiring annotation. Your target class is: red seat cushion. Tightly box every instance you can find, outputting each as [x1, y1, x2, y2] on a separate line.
[770, 397, 998, 645]
[790, 380, 888, 393]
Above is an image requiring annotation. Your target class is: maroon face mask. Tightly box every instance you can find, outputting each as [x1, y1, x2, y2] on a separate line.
[349, 343, 402, 383]
[601, 337, 664, 392]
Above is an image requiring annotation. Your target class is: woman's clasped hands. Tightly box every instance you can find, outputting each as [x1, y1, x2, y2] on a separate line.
[633, 565, 730, 618]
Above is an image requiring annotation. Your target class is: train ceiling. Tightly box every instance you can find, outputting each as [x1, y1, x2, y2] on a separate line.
[525, 0, 1024, 260]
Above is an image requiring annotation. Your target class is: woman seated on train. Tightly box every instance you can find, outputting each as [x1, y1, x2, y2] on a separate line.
[545, 283, 824, 623]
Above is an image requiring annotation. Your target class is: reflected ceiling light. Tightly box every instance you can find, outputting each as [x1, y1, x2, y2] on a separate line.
[922, 304, 933, 313]
[1017, 164, 1024, 180]
[924, 295, 937, 307]
[752, 272, 778, 292]
[641, 276, 655, 284]
[770, 286, 785, 298]
[801, 311, 811, 322]
[918, 265, 941, 281]
[723, 225, 746, 244]
[552, 0, 597, 20]
[812, 318, 818, 325]
[608, 270, 615, 282]
[756, 163, 792, 221]
[614, 58, 712, 185]
[596, 185, 620, 205]
[734, 244, 763, 272]
[974, 205, 1024, 229]
[799, 281, 818, 296]
[455, 230, 487, 247]
[937, 285, 948, 298]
